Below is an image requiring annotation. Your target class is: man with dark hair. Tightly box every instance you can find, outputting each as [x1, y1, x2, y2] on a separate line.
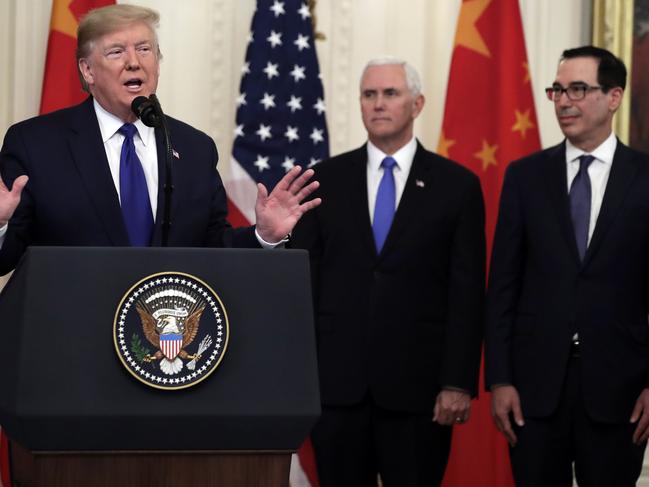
[0, 4, 319, 275]
[486, 45, 649, 485]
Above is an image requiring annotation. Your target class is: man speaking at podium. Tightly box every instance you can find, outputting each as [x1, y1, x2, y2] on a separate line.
[0, 4, 319, 276]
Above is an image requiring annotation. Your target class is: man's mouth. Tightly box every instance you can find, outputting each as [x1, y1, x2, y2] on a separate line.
[124, 78, 144, 90]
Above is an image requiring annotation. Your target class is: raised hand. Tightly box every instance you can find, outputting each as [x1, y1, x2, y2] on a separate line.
[254, 165, 321, 243]
[0, 174, 28, 226]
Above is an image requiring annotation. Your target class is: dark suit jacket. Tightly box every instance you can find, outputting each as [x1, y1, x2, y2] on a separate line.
[0, 97, 257, 275]
[485, 140, 649, 423]
[292, 142, 485, 414]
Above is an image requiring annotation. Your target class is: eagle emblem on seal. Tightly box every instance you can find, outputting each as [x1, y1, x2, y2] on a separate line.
[114, 272, 228, 390]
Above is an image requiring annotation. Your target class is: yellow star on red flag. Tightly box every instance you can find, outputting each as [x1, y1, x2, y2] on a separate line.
[437, 131, 456, 158]
[454, 0, 492, 58]
[51, 0, 78, 38]
[512, 109, 535, 139]
[474, 139, 498, 171]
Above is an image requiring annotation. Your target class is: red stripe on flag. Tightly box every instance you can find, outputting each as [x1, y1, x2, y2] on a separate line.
[440, 0, 541, 486]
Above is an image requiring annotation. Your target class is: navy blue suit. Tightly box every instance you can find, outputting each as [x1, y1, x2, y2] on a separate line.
[0, 97, 256, 274]
[485, 140, 649, 485]
[293, 143, 485, 486]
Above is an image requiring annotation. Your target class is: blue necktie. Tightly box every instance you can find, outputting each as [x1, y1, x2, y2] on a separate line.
[119, 123, 153, 246]
[570, 154, 594, 261]
[373, 156, 397, 252]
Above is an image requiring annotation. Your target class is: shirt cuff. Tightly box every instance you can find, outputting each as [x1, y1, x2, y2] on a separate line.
[254, 227, 290, 249]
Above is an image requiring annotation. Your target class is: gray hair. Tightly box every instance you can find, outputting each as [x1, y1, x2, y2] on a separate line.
[76, 4, 162, 92]
[361, 57, 422, 97]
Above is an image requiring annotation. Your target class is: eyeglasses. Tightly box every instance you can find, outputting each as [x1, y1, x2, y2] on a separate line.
[545, 83, 604, 101]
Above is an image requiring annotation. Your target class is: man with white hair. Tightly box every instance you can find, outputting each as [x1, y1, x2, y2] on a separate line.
[293, 58, 485, 486]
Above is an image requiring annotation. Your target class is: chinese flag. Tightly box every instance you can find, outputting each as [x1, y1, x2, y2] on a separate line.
[40, 0, 115, 115]
[439, 1, 540, 486]
[0, 1, 114, 485]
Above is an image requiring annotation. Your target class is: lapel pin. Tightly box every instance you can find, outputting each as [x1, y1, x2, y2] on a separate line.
[415, 179, 425, 188]
[172, 149, 180, 159]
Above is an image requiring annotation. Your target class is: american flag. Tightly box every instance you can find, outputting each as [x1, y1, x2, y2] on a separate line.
[226, 2, 328, 486]
[226, 0, 329, 225]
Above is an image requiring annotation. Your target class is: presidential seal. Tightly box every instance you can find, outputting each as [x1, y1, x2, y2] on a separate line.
[113, 272, 228, 390]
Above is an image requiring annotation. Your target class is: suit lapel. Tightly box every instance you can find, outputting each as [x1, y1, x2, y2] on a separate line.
[542, 142, 581, 263]
[380, 142, 431, 256]
[68, 98, 130, 245]
[583, 142, 639, 265]
[347, 146, 377, 258]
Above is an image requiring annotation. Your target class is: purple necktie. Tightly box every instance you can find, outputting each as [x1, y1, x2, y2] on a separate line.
[119, 123, 153, 246]
[570, 155, 594, 261]
[373, 156, 397, 252]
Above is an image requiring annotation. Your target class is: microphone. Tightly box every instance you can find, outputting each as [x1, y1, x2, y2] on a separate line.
[131, 95, 161, 127]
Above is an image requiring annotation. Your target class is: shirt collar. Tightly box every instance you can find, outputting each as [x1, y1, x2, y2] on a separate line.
[93, 98, 155, 147]
[366, 136, 417, 173]
[565, 131, 617, 166]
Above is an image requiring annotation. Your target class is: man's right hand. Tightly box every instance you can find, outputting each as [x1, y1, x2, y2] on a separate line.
[491, 384, 524, 446]
[0, 175, 28, 226]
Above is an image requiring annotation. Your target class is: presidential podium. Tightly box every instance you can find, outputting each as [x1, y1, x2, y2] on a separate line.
[0, 247, 320, 487]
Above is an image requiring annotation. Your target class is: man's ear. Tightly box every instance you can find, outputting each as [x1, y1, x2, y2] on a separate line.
[608, 86, 623, 112]
[79, 58, 94, 86]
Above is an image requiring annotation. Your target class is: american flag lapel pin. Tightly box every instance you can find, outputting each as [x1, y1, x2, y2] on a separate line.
[415, 179, 425, 188]
[172, 149, 180, 159]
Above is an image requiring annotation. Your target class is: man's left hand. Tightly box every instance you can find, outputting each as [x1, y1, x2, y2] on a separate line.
[433, 389, 471, 426]
[255, 165, 321, 243]
[631, 388, 649, 444]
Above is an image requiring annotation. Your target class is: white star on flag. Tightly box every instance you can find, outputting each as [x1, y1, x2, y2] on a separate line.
[297, 3, 311, 20]
[285, 126, 300, 142]
[256, 124, 272, 141]
[282, 156, 296, 171]
[234, 125, 244, 137]
[310, 128, 324, 144]
[313, 98, 326, 114]
[267, 30, 283, 47]
[290, 64, 306, 82]
[241, 62, 250, 74]
[270, 0, 286, 17]
[254, 155, 270, 171]
[263, 61, 280, 79]
[236, 93, 247, 107]
[287, 96, 303, 112]
[260, 92, 276, 110]
[294, 34, 310, 51]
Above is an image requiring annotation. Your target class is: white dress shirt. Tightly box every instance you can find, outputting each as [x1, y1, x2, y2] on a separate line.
[565, 131, 617, 245]
[366, 136, 417, 222]
[566, 131, 616, 343]
[94, 99, 159, 216]
[0, 100, 278, 249]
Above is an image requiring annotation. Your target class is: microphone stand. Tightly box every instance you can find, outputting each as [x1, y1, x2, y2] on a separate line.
[149, 95, 173, 247]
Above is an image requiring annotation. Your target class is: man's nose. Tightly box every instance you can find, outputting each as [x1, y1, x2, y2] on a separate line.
[124, 48, 140, 69]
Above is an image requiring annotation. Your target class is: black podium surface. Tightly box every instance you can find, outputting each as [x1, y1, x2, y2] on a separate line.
[0, 247, 320, 451]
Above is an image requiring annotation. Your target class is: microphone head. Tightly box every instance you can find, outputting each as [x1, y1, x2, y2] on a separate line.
[131, 95, 161, 127]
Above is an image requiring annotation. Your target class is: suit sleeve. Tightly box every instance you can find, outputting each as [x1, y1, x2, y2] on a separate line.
[484, 164, 526, 389]
[439, 173, 486, 396]
[0, 124, 33, 275]
[201, 137, 258, 249]
[289, 177, 323, 303]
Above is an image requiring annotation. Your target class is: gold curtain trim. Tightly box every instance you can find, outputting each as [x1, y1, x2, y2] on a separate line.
[592, 0, 634, 144]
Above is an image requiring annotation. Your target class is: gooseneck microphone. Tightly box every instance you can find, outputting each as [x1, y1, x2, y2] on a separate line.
[131, 94, 173, 247]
